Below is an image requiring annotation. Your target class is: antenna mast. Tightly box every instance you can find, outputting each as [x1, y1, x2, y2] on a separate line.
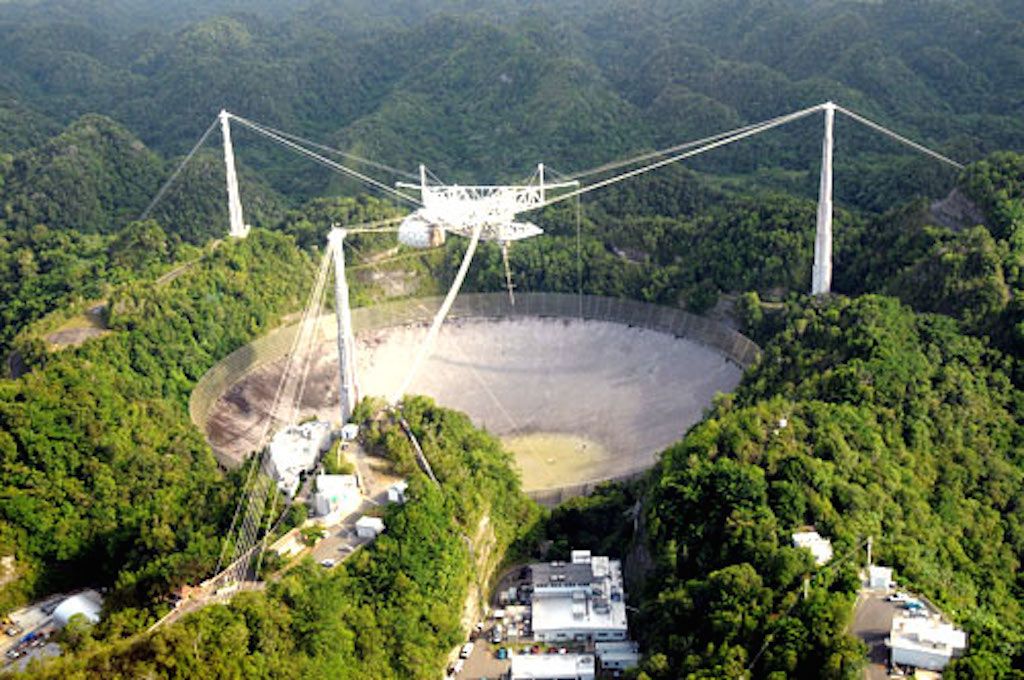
[328, 227, 357, 423]
[812, 103, 835, 295]
[220, 110, 249, 238]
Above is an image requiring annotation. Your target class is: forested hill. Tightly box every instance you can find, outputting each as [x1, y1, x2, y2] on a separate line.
[626, 294, 1024, 678]
[0, 0, 1020, 193]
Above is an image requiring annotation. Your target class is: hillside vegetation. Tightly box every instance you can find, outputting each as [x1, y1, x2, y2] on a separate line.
[0, 231, 311, 618]
[0, 1, 1021, 678]
[630, 295, 1023, 678]
[12, 398, 539, 679]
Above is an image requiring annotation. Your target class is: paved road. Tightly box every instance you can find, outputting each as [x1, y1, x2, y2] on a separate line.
[851, 591, 896, 680]
[310, 502, 376, 565]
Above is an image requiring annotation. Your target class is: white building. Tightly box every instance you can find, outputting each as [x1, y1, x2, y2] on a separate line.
[53, 590, 103, 628]
[530, 550, 629, 643]
[355, 515, 385, 538]
[387, 480, 409, 504]
[890, 614, 967, 672]
[267, 421, 332, 497]
[869, 565, 894, 590]
[312, 474, 360, 524]
[510, 654, 595, 680]
[792, 530, 834, 566]
[340, 423, 359, 441]
[595, 640, 640, 671]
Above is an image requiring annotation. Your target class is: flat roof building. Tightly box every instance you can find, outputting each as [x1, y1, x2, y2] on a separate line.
[510, 653, 595, 680]
[268, 421, 332, 497]
[869, 565, 894, 590]
[890, 614, 967, 672]
[312, 474, 360, 524]
[595, 640, 640, 671]
[355, 515, 385, 539]
[529, 551, 628, 643]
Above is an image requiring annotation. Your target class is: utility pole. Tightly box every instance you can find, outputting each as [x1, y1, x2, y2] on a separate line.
[220, 110, 249, 238]
[328, 227, 357, 425]
[812, 102, 835, 295]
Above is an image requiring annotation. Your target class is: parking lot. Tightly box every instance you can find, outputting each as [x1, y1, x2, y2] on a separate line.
[852, 592, 899, 680]
[852, 590, 938, 680]
[456, 637, 510, 680]
[1, 595, 64, 670]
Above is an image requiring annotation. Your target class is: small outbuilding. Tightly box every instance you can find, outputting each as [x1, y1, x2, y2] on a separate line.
[313, 474, 360, 523]
[595, 640, 640, 671]
[869, 565, 894, 590]
[792, 530, 834, 566]
[355, 515, 385, 539]
[386, 480, 409, 504]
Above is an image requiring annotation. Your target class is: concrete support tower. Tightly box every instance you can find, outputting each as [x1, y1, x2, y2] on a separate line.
[812, 102, 835, 295]
[328, 228, 357, 423]
[220, 110, 249, 238]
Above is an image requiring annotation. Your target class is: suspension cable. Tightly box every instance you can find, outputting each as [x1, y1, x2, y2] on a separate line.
[228, 113, 421, 206]
[835, 105, 964, 170]
[390, 223, 485, 404]
[565, 112, 803, 182]
[541, 103, 826, 209]
[235, 119, 419, 181]
[140, 116, 219, 220]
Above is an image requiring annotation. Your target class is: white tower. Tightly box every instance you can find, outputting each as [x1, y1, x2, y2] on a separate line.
[812, 102, 835, 295]
[220, 110, 250, 238]
[328, 228, 357, 423]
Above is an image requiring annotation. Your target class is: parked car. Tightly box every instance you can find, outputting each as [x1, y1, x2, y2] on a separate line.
[886, 592, 911, 602]
[496, 647, 508, 660]
[459, 642, 474, 659]
[320, 558, 337, 568]
[903, 600, 925, 611]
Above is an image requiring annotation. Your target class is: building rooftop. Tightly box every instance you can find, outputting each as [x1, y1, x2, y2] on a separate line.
[531, 562, 595, 590]
[792, 530, 834, 566]
[891, 614, 967, 656]
[53, 590, 103, 628]
[268, 421, 332, 496]
[510, 653, 595, 679]
[532, 595, 627, 636]
[356, 515, 385, 531]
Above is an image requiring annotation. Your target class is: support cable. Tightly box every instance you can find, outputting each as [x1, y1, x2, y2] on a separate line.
[228, 114, 421, 206]
[390, 223, 485, 403]
[576, 193, 583, 319]
[501, 241, 516, 306]
[140, 116, 219, 220]
[835, 105, 964, 170]
[541, 104, 825, 209]
[563, 108, 819, 182]
[230, 119, 419, 181]
[216, 245, 336, 579]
